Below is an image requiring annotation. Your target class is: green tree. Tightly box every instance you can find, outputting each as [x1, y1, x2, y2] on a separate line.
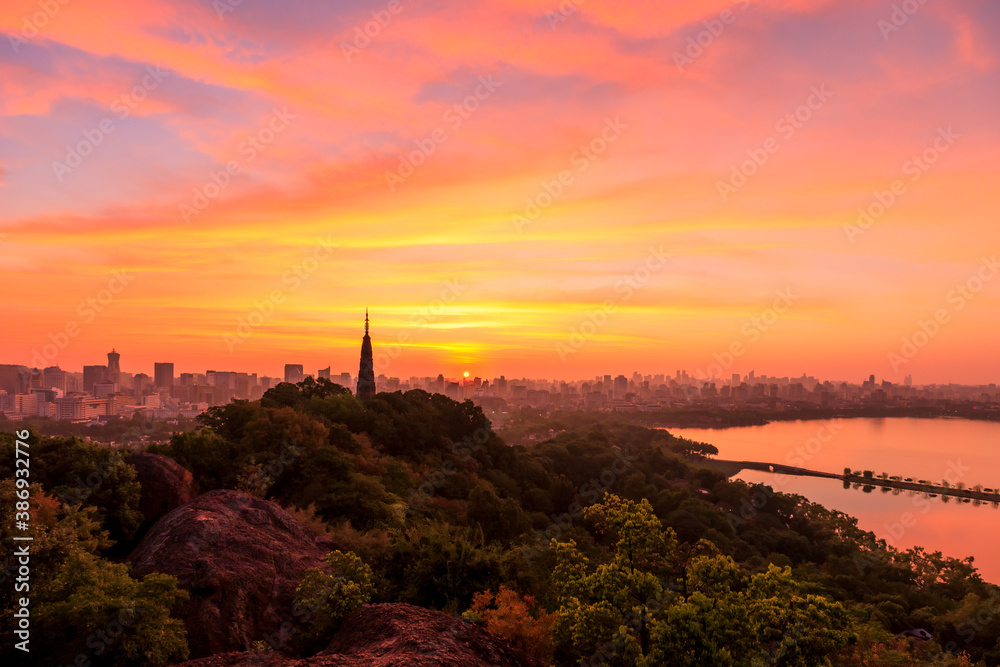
[0, 480, 188, 666]
[0, 435, 141, 547]
[552, 494, 678, 663]
[648, 560, 855, 666]
[293, 550, 375, 652]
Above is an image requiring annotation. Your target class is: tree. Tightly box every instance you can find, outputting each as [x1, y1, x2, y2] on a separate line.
[552, 494, 678, 662]
[0, 435, 142, 547]
[293, 550, 375, 652]
[0, 480, 188, 666]
[647, 561, 855, 666]
[463, 586, 557, 664]
[33, 552, 190, 667]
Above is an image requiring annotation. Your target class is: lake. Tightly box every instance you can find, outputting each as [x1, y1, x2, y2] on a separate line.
[665, 418, 1000, 584]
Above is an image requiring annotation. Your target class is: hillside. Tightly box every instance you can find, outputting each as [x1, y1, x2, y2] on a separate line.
[1, 377, 997, 665]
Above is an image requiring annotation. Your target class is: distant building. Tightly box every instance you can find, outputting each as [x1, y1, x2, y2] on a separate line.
[133, 373, 151, 394]
[154, 362, 175, 389]
[107, 349, 121, 387]
[614, 374, 628, 397]
[83, 365, 107, 396]
[284, 364, 304, 384]
[0, 364, 23, 396]
[43, 366, 69, 393]
[318, 367, 331, 380]
[356, 310, 376, 399]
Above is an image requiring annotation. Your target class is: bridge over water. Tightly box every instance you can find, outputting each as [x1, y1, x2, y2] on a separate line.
[705, 458, 1000, 504]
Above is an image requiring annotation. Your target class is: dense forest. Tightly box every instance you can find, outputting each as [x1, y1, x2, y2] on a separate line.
[2, 378, 998, 666]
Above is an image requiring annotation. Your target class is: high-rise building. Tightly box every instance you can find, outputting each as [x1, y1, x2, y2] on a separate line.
[107, 349, 121, 386]
[154, 362, 175, 389]
[43, 366, 69, 393]
[614, 374, 628, 397]
[133, 373, 151, 394]
[0, 364, 24, 396]
[284, 364, 304, 384]
[357, 310, 376, 399]
[318, 367, 331, 380]
[83, 365, 107, 396]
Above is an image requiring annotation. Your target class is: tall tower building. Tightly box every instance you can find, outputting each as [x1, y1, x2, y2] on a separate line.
[107, 349, 121, 387]
[284, 364, 304, 384]
[0, 364, 25, 396]
[83, 365, 107, 396]
[356, 309, 376, 399]
[154, 362, 175, 389]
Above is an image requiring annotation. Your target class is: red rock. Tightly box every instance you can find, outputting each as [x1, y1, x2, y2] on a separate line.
[177, 603, 531, 666]
[126, 452, 200, 532]
[129, 489, 329, 658]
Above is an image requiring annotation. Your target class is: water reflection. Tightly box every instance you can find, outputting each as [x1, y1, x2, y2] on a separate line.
[666, 418, 1000, 584]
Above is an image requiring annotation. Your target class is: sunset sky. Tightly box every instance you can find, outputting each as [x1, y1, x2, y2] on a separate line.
[1, 0, 998, 383]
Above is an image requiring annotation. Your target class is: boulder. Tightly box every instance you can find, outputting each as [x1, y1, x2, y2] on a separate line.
[129, 489, 330, 658]
[176, 603, 531, 667]
[125, 452, 200, 532]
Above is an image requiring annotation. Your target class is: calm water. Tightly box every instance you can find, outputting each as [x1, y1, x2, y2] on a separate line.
[666, 418, 1000, 584]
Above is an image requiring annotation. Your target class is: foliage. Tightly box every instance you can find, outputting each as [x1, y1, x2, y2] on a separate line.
[0, 479, 188, 666]
[552, 494, 856, 666]
[464, 586, 557, 664]
[293, 550, 375, 652]
[6, 384, 999, 666]
[0, 432, 142, 548]
[236, 457, 273, 497]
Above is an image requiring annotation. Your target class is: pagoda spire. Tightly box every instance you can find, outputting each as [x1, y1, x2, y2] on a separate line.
[357, 310, 376, 399]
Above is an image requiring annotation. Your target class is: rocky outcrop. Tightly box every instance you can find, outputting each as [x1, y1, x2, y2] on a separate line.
[176, 603, 531, 667]
[125, 452, 200, 532]
[129, 489, 331, 658]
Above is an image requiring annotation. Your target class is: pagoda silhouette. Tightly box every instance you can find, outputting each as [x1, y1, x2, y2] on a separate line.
[356, 309, 376, 399]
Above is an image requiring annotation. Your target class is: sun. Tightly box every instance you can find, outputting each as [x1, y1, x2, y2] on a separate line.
[463, 371, 470, 378]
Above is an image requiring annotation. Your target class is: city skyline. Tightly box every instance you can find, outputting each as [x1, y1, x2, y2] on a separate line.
[3, 344, 996, 390]
[2, 2, 999, 385]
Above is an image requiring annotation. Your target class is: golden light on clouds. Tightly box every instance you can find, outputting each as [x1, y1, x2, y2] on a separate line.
[1, 0, 998, 382]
